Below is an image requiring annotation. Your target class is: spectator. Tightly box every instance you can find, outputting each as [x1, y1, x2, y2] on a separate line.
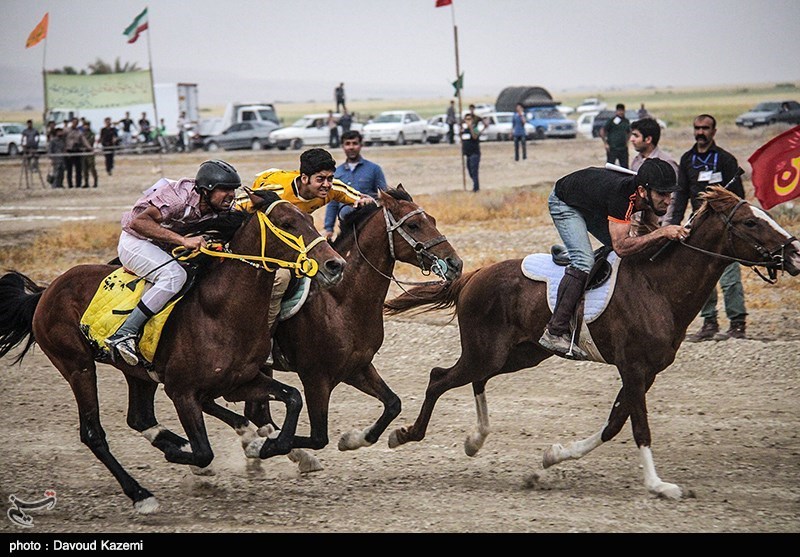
[47, 127, 66, 188]
[446, 100, 457, 144]
[99, 117, 120, 176]
[81, 120, 98, 188]
[630, 117, 678, 227]
[638, 103, 650, 119]
[339, 109, 353, 134]
[327, 110, 340, 148]
[671, 114, 748, 342]
[138, 112, 152, 143]
[461, 113, 483, 192]
[324, 129, 387, 240]
[511, 103, 528, 162]
[64, 117, 91, 188]
[600, 103, 631, 169]
[335, 82, 346, 113]
[21, 119, 40, 170]
[116, 111, 136, 147]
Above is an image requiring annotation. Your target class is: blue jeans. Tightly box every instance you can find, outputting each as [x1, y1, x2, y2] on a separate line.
[700, 262, 747, 321]
[548, 189, 612, 273]
[514, 136, 526, 161]
[466, 153, 480, 191]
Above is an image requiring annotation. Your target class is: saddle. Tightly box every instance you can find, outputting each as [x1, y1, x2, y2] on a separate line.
[550, 244, 614, 290]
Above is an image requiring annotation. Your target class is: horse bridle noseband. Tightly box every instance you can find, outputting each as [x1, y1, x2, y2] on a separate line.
[682, 199, 797, 283]
[353, 204, 451, 284]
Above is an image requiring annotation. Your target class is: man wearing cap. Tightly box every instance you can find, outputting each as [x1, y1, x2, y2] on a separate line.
[538, 158, 690, 359]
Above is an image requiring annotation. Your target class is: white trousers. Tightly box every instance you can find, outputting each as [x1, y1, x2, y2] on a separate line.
[117, 231, 187, 313]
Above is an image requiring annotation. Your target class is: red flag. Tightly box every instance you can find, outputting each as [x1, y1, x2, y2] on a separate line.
[436, 0, 452, 7]
[26, 13, 48, 48]
[748, 124, 800, 210]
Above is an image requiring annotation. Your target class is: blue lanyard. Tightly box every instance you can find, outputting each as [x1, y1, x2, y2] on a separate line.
[691, 151, 717, 171]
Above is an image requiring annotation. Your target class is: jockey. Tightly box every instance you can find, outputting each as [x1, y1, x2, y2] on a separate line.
[105, 159, 241, 366]
[237, 148, 375, 336]
[538, 158, 688, 360]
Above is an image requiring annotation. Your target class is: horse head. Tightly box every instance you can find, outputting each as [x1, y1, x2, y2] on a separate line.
[690, 186, 800, 280]
[236, 189, 345, 287]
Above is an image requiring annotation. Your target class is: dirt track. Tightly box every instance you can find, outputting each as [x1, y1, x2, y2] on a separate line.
[1, 129, 798, 533]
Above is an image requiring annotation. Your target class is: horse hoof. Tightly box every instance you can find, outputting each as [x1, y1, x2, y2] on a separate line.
[245, 438, 266, 458]
[388, 429, 402, 449]
[464, 432, 486, 457]
[338, 429, 371, 451]
[257, 424, 279, 438]
[542, 443, 564, 469]
[288, 449, 324, 474]
[190, 464, 216, 476]
[653, 482, 683, 500]
[237, 424, 259, 449]
[134, 496, 160, 515]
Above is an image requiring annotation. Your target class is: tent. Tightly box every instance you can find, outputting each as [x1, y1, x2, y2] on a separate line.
[495, 86, 560, 112]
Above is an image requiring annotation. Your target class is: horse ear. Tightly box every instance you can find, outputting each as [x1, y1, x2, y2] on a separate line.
[397, 183, 406, 193]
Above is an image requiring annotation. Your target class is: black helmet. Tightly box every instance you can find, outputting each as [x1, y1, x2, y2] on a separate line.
[636, 158, 679, 193]
[194, 159, 241, 192]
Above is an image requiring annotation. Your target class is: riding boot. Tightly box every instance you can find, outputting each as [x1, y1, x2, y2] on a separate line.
[538, 267, 589, 360]
[105, 302, 153, 366]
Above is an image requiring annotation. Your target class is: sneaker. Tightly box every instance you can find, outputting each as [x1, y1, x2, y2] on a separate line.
[106, 334, 139, 366]
[715, 320, 746, 341]
[686, 319, 719, 342]
[538, 330, 588, 360]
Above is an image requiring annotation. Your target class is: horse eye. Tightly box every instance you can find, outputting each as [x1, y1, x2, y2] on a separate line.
[407, 222, 420, 231]
[744, 219, 758, 228]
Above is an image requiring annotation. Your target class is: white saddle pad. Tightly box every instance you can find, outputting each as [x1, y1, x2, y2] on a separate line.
[521, 251, 620, 323]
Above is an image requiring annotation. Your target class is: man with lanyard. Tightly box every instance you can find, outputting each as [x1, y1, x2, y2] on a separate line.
[105, 160, 242, 366]
[538, 159, 689, 359]
[240, 148, 374, 337]
[324, 130, 387, 240]
[670, 113, 747, 342]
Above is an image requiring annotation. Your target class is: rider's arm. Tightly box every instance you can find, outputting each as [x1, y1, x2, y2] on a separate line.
[609, 219, 687, 257]
[330, 181, 375, 208]
[128, 206, 204, 250]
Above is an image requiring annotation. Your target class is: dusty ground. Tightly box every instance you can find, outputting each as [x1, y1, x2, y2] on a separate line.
[0, 128, 798, 534]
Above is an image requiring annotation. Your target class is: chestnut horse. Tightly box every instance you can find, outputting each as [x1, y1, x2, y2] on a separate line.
[384, 187, 800, 499]
[0, 191, 345, 513]
[200, 186, 462, 471]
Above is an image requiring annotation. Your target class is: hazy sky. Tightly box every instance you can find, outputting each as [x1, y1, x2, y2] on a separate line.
[2, 0, 799, 109]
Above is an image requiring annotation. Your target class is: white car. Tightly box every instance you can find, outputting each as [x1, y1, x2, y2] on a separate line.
[576, 111, 600, 138]
[576, 98, 607, 113]
[362, 110, 427, 146]
[426, 114, 451, 144]
[267, 113, 361, 150]
[479, 112, 535, 141]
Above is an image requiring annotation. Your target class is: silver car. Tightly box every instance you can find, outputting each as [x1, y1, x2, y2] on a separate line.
[203, 121, 279, 151]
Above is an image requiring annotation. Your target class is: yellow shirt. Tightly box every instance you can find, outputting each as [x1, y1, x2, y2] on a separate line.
[237, 168, 362, 214]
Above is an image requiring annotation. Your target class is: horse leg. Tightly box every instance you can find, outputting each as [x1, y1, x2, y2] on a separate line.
[201, 400, 263, 456]
[124, 375, 192, 455]
[166, 392, 215, 469]
[220, 373, 303, 459]
[52, 356, 158, 514]
[338, 363, 402, 450]
[464, 380, 490, 457]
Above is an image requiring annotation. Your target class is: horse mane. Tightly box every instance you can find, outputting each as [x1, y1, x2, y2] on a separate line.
[696, 185, 743, 215]
[332, 187, 413, 251]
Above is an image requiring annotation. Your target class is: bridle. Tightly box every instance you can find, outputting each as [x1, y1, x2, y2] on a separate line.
[352, 203, 452, 286]
[679, 199, 797, 284]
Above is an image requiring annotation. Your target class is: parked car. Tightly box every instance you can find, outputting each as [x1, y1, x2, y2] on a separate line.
[576, 111, 600, 138]
[362, 110, 427, 146]
[735, 100, 800, 127]
[267, 113, 361, 150]
[426, 114, 450, 144]
[461, 103, 495, 119]
[772, 101, 800, 125]
[524, 106, 577, 139]
[479, 112, 535, 141]
[576, 98, 607, 113]
[591, 109, 667, 138]
[202, 121, 279, 151]
[0, 122, 47, 156]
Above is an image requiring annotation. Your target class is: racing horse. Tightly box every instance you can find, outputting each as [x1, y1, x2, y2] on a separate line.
[0, 191, 345, 513]
[203, 185, 462, 470]
[383, 186, 800, 499]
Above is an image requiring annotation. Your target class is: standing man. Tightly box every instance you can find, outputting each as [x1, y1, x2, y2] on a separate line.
[21, 119, 40, 170]
[446, 100, 457, 144]
[461, 113, 483, 192]
[64, 117, 91, 188]
[99, 117, 119, 176]
[324, 130, 387, 240]
[538, 159, 687, 359]
[81, 120, 98, 188]
[630, 117, 678, 228]
[600, 103, 631, 169]
[339, 109, 353, 134]
[117, 111, 136, 147]
[335, 82, 346, 113]
[327, 110, 340, 148]
[511, 103, 528, 162]
[670, 114, 748, 341]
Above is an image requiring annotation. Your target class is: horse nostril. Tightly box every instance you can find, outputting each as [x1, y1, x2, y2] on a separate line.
[447, 256, 463, 274]
[325, 258, 345, 275]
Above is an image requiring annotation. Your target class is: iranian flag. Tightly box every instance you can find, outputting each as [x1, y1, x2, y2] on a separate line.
[124, 8, 148, 44]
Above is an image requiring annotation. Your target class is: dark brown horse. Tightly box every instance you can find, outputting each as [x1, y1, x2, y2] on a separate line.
[201, 186, 462, 471]
[0, 192, 345, 513]
[384, 187, 800, 499]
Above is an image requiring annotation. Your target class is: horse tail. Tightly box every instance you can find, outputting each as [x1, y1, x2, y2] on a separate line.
[384, 270, 480, 316]
[0, 271, 45, 364]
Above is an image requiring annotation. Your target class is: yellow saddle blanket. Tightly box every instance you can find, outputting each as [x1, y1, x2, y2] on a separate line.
[80, 268, 182, 364]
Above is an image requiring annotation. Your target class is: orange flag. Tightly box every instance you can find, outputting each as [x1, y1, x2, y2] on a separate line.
[26, 13, 48, 48]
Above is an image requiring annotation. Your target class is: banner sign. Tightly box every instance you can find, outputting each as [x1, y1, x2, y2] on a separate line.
[45, 70, 153, 109]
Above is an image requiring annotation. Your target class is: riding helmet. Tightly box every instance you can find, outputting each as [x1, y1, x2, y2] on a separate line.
[636, 158, 679, 193]
[194, 159, 242, 192]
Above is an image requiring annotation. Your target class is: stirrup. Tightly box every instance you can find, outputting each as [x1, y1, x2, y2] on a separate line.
[106, 334, 140, 366]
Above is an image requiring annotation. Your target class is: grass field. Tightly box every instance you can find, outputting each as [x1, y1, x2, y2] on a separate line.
[2, 81, 798, 129]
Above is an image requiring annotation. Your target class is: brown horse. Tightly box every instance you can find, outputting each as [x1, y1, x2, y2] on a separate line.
[0, 191, 345, 513]
[384, 187, 800, 499]
[200, 186, 462, 471]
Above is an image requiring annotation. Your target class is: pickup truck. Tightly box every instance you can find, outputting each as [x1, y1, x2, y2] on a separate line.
[524, 106, 577, 139]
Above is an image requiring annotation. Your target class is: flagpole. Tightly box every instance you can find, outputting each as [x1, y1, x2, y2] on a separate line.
[450, 2, 466, 191]
[41, 21, 48, 127]
[144, 7, 163, 174]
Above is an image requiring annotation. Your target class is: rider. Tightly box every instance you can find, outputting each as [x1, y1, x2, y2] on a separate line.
[105, 160, 241, 366]
[538, 158, 689, 360]
[237, 148, 375, 353]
